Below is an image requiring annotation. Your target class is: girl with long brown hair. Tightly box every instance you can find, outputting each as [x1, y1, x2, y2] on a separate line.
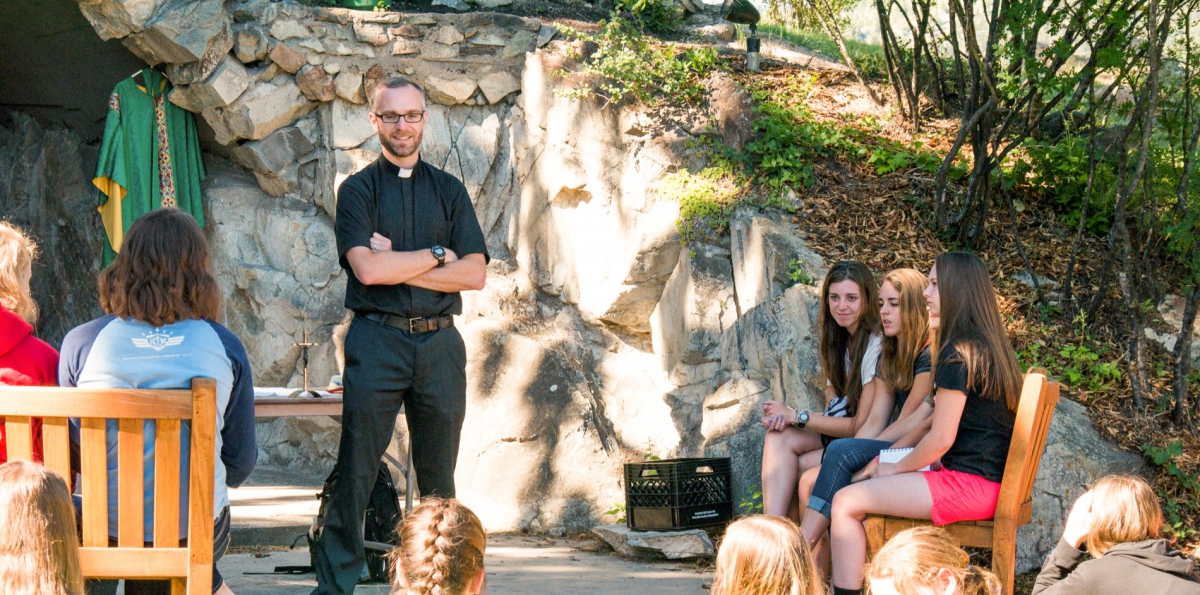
[712, 516, 824, 595]
[60, 208, 256, 595]
[794, 268, 933, 569]
[1033, 475, 1200, 595]
[826, 252, 1024, 595]
[865, 526, 1002, 595]
[0, 459, 84, 595]
[0, 221, 56, 464]
[761, 261, 891, 521]
[391, 498, 487, 595]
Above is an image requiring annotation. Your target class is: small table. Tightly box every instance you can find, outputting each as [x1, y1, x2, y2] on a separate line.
[253, 388, 416, 513]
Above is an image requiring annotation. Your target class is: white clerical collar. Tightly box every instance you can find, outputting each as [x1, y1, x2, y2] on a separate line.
[398, 167, 413, 178]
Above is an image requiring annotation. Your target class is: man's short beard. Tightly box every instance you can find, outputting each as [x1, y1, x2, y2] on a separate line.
[380, 131, 420, 159]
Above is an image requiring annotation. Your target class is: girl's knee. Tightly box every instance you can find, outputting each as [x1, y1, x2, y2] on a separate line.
[831, 488, 867, 520]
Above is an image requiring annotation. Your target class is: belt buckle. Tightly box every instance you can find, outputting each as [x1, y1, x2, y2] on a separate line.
[408, 318, 419, 333]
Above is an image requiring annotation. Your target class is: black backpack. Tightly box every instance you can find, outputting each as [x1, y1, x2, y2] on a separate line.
[309, 461, 403, 583]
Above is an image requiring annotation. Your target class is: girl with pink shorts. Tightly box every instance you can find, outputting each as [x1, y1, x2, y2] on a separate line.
[824, 252, 1025, 595]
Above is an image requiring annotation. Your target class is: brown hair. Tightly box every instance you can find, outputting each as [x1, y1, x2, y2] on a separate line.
[932, 252, 1023, 411]
[373, 76, 426, 108]
[877, 268, 930, 394]
[819, 261, 882, 414]
[1086, 475, 1164, 556]
[391, 498, 487, 595]
[866, 526, 1001, 595]
[0, 460, 84, 595]
[712, 516, 823, 595]
[0, 221, 39, 324]
[98, 208, 221, 327]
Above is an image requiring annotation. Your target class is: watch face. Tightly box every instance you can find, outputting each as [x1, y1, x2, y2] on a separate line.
[433, 246, 445, 257]
[799, 411, 809, 423]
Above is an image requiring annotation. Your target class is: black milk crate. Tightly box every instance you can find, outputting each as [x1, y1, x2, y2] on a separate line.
[625, 457, 732, 531]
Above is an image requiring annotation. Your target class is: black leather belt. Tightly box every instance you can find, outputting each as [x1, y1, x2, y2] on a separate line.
[360, 312, 454, 334]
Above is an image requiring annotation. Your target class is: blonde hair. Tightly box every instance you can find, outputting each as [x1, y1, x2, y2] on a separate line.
[0, 221, 38, 324]
[712, 516, 823, 595]
[866, 526, 1000, 595]
[1086, 474, 1164, 556]
[391, 498, 487, 595]
[0, 460, 84, 595]
[877, 268, 930, 394]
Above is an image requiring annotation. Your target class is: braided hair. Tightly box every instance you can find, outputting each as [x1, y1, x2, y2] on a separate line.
[865, 526, 1002, 595]
[391, 498, 486, 595]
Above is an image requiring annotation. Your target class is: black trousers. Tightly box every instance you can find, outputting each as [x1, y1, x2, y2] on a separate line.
[312, 315, 467, 595]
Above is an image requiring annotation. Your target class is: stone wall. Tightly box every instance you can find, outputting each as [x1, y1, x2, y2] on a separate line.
[55, 0, 1147, 570]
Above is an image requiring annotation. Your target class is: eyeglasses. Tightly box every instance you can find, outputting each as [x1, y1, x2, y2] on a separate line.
[374, 111, 426, 124]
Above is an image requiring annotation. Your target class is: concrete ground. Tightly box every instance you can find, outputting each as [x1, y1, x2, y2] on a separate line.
[214, 466, 712, 594]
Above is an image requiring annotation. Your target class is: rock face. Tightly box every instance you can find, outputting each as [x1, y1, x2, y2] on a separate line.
[1017, 397, 1143, 572]
[42, 5, 1146, 567]
[0, 111, 105, 346]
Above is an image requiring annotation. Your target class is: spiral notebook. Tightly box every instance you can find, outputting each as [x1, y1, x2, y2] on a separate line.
[878, 447, 931, 471]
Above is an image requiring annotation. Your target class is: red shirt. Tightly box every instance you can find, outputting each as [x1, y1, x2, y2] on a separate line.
[0, 305, 57, 463]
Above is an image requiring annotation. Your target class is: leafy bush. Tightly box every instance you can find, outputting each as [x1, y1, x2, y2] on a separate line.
[558, 16, 718, 106]
[1014, 135, 1117, 235]
[615, 0, 682, 35]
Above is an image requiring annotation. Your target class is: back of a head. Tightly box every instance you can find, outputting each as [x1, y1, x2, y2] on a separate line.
[392, 498, 487, 595]
[1087, 474, 1164, 556]
[98, 208, 220, 327]
[866, 526, 1000, 595]
[0, 221, 38, 324]
[0, 460, 83, 595]
[712, 516, 822, 595]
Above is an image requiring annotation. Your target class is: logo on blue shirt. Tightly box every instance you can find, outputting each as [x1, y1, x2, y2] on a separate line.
[131, 330, 185, 351]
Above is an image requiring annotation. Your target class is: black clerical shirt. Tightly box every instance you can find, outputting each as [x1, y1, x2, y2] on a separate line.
[335, 156, 490, 318]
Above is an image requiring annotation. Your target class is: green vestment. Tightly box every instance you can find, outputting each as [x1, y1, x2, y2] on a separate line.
[94, 68, 206, 265]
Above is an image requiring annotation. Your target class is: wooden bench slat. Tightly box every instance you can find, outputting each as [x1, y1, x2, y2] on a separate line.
[42, 417, 71, 482]
[155, 419, 182, 548]
[4, 415, 33, 461]
[0, 389, 193, 419]
[79, 547, 189, 578]
[81, 417, 109, 547]
[118, 419, 145, 548]
[187, 380, 217, 595]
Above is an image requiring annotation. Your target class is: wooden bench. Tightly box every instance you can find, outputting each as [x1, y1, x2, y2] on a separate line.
[0, 378, 217, 595]
[865, 371, 1060, 595]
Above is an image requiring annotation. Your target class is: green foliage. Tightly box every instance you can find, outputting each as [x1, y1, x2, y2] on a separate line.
[867, 142, 946, 176]
[604, 501, 628, 523]
[1143, 441, 1199, 540]
[557, 16, 718, 106]
[1057, 345, 1122, 391]
[787, 257, 814, 285]
[661, 167, 745, 242]
[757, 23, 886, 79]
[738, 484, 764, 515]
[615, 0, 682, 34]
[1011, 135, 1117, 235]
[374, 0, 392, 10]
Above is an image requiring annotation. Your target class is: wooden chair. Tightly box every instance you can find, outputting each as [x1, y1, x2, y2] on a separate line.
[0, 378, 217, 595]
[864, 371, 1060, 595]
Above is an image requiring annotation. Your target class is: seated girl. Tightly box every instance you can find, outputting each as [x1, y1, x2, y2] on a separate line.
[0, 459, 84, 595]
[1034, 474, 1200, 595]
[797, 268, 933, 558]
[865, 525, 1002, 595]
[760, 261, 890, 520]
[0, 221, 57, 464]
[826, 252, 1024, 595]
[711, 515, 823, 595]
[61, 209, 256, 595]
[392, 498, 487, 595]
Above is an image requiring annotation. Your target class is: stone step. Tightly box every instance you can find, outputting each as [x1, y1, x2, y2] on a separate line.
[229, 465, 327, 548]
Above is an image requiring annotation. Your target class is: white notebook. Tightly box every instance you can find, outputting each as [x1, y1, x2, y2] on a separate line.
[878, 447, 931, 471]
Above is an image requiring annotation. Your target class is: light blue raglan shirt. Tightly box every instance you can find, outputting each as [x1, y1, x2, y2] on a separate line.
[60, 315, 257, 541]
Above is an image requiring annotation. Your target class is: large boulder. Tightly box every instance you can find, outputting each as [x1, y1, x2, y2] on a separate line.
[730, 208, 826, 315]
[76, 0, 162, 40]
[1017, 397, 1143, 571]
[121, 0, 229, 65]
[650, 244, 738, 378]
[700, 374, 772, 499]
[205, 80, 317, 143]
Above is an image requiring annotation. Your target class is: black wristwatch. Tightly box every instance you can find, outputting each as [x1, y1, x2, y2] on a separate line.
[431, 245, 446, 268]
[791, 409, 810, 428]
